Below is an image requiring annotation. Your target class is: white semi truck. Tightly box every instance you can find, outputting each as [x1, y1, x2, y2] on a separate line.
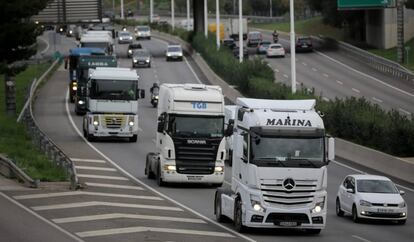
[80, 34, 114, 55]
[82, 67, 145, 142]
[145, 83, 226, 187]
[214, 98, 335, 234]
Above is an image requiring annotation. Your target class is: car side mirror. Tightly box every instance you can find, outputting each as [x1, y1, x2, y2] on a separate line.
[400, 190, 405, 196]
[225, 119, 234, 137]
[346, 188, 354, 194]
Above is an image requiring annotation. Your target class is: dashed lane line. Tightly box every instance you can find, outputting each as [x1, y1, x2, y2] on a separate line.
[77, 174, 129, 181]
[32, 201, 183, 212]
[14, 191, 162, 201]
[323, 73, 329, 78]
[52, 213, 206, 224]
[283, 74, 289, 78]
[352, 88, 360, 93]
[76, 226, 235, 238]
[399, 108, 411, 115]
[336, 80, 343, 85]
[75, 166, 117, 172]
[302, 62, 307, 66]
[372, 97, 383, 103]
[71, 158, 106, 163]
[352, 235, 372, 242]
[312, 67, 318, 72]
[85, 182, 144, 190]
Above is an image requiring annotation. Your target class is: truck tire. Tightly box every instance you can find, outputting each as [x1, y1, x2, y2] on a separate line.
[234, 197, 246, 232]
[129, 135, 137, 142]
[145, 153, 156, 179]
[215, 190, 226, 222]
[157, 164, 165, 187]
[306, 229, 321, 235]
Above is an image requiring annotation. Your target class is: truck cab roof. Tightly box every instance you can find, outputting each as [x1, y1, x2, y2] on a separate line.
[89, 67, 139, 80]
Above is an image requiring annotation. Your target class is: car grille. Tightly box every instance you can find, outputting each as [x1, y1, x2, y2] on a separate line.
[372, 203, 398, 207]
[364, 212, 405, 218]
[103, 115, 126, 129]
[265, 213, 310, 224]
[173, 138, 221, 175]
[260, 179, 317, 206]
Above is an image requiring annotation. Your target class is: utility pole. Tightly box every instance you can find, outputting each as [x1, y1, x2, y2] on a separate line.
[150, 0, 154, 23]
[121, 0, 124, 19]
[290, 0, 296, 93]
[204, 0, 208, 37]
[187, 0, 191, 31]
[4, 73, 16, 116]
[239, 0, 243, 63]
[171, 0, 175, 30]
[397, 0, 405, 64]
[216, 0, 220, 49]
[270, 0, 273, 18]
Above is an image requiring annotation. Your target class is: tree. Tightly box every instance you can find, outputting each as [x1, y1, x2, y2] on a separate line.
[406, 0, 414, 9]
[0, 0, 50, 72]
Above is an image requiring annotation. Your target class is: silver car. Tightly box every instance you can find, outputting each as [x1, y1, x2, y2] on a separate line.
[135, 25, 151, 40]
[132, 49, 151, 68]
[118, 31, 133, 44]
[166, 45, 183, 61]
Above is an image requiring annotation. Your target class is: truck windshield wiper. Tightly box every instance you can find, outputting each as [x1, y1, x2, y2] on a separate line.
[286, 157, 319, 168]
[253, 157, 286, 167]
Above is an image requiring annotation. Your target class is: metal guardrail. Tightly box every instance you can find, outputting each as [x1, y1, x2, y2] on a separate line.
[18, 58, 80, 190]
[0, 154, 38, 188]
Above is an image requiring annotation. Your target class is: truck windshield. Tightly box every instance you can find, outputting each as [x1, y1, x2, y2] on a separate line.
[90, 79, 137, 101]
[250, 135, 326, 168]
[168, 115, 224, 138]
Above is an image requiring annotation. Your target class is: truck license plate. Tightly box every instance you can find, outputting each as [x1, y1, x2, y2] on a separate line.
[278, 221, 298, 226]
[187, 176, 202, 181]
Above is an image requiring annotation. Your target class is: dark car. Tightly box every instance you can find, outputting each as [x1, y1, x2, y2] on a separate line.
[232, 45, 248, 59]
[247, 31, 263, 47]
[127, 43, 142, 58]
[132, 49, 151, 68]
[222, 38, 236, 50]
[296, 37, 313, 52]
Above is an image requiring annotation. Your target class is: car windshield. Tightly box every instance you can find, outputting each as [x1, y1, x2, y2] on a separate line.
[271, 45, 282, 49]
[357, 180, 399, 194]
[298, 38, 311, 44]
[81, 42, 109, 50]
[129, 44, 142, 49]
[120, 32, 131, 36]
[90, 79, 137, 101]
[138, 26, 149, 31]
[261, 42, 271, 46]
[168, 115, 224, 138]
[168, 46, 181, 52]
[249, 33, 261, 39]
[250, 135, 325, 168]
[133, 51, 149, 58]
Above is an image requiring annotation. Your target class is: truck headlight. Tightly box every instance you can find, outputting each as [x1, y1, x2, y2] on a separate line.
[93, 120, 99, 126]
[146, 59, 150, 63]
[128, 49, 132, 54]
[398, 201, 406, 208]
[250, 194, 265, 212]
[78, 100, 84, 105]
[128, 116, 135, 126]
[178, 53, 183, 56]
[167, 53, 172, 57]
[93, 116, 99, 126]
[311, 197, 325, 213]
[128, 121, 134, 126]
[214, 166, 224, 172]
[359, 200, 372, 207]
[164, 165, 176, 171]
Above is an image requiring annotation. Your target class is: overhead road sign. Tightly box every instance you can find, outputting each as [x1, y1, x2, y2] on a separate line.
[338, 0, 396, 10]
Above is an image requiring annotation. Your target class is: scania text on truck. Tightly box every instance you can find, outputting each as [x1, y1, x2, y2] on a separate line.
[145, 84, 226, 187]
[82, 67, 145, 142]
[214, 98, 335, 234]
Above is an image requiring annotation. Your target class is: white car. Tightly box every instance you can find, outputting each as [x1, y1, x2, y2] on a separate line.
[118, 31, 133, 44]
[266, 43, 285, 58]
[336, 174, 407, 224]
[166, 44, 183, 61]
[135, 25, 151, 40]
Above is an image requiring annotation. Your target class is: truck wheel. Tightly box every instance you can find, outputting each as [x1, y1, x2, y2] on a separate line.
[129, 135, 137, 142]
[145, 153, 155, 179]
[70, 94, 75, 103]
[87, 133, 95, 142]
[306, 229, 321, 235]
[234, 198, 246, 232]
[157, 164, 165, 186]
[215, 190, 227, 222]
[336, 198, 344, 217]
[211, 183, 223, 188]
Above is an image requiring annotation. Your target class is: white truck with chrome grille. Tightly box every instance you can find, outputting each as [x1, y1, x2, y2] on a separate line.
[145, 83, 226, 187]
[82, 67, 144, 142]
[214, 98, 335, 234]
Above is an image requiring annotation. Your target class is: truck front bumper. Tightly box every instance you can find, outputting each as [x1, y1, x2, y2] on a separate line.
[161, 170, 224, 184]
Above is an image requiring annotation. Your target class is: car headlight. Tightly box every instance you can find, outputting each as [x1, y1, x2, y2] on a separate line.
[398, 201, 406, 208]
[69, 30, 73, 34]
[214, 166, 224, 172]
[167, 53, 172, 57]
[178, 53, 183, 56]
[129, 36, 132, 40]
[146, 59, 150, 62]
[78, 100, 84, 105]
[311, 197, 325, 213]
[128, 49, 132, 54]
[133, 59, 138, 63]
[250, 194, 265, 212]
[164, 165, 176, 171]
[359, 200, 372, 207]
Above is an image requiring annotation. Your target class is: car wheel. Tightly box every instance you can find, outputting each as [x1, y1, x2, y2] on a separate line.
[352, 204, 360, 223]
[234, 197, 246, 232]
[336, 198, 344, 217]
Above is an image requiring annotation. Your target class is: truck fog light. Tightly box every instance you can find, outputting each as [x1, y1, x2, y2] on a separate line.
[313, 205, 322, 213]
[164, 165, 176, 171]
[128, 121, 134, 126]
[214, 166, 224, 172]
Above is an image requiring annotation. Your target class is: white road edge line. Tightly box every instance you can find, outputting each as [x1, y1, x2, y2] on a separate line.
[14, 191, 162, 201]
[352, 235, 372, 242]
[84, 182, 144, 190]
[399, 108, 411, 115]
[0, 192, 84, 242]
[75, 166, 117, 172]
[71, 158, 106, 163]
[184, 56, 202, 84]
[76, 174, 129, 180]
[65, 89, 256, 242]
[315, 51, 414, 98]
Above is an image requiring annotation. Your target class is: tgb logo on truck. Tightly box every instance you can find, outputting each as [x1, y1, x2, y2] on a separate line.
[191, 102, 207, 109]
[266, 118, 312, 127]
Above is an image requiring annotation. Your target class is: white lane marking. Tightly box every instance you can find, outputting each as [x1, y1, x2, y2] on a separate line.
[65, 89, 256, 242]
[138, 127, 143, 132]
[352, 235, 372, 242]
[312, 67, 318, 72]
[0, 192, 84, 242]
[337, 80, 343, 85]
[184, 56, 202, 84]
[71, 158, 106, 163]
[316, 51, 414, 98]
[75, 166, 117, 172]
[85, 182, 144, 190]
[32, 201, 183, 212]
[77, 174, 129, 181]
[283, 74, 289, 78]
[76, 226, 235, 238]
[152, 139, 156, 144]
[372, 97, 383, 103]
[333, 160, 414, 193]
[38, 36, 50, 55]
[322, 97, 330, 102]
[224, 180, 231, 186]
[302, 62, 307, 66]
[267, 63, 272, 68]
[399, 108, 411, 115]
[14, 191, 161, 201]
[53, 213, 206, 224]
[275, 68, 279, 72]
[352, 88, 360, 93]
[323, 73, 329, 78]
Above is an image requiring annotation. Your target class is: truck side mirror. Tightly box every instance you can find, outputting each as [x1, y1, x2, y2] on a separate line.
[225, 119, 234, 137]
[328, 137, 335, 161]
[138, 89, 145, 99]
[157, 120, 164, 133]
[64, 58, 68, 69]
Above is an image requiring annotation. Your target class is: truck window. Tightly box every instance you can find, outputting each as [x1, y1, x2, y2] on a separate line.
[90, 79, 137, 100]
[168, 115, 224, 138]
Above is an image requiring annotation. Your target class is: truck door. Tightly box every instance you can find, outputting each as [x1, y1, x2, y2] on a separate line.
[235, 132, 249, 185]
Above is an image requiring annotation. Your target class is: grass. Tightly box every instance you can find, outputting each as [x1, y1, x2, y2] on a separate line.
[0, 63, 67, 182]
[250, 17, 345, 41]
[367, 37, 414, 72]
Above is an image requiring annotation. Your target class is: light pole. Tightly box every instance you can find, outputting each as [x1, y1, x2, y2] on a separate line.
[270, 0, 273, 18]
[150, 0, 154, 23]
[121, 0, 124, 19]
[216, 0, 220, 49]
[290, 0, 296, 93]
[239, 0, 243, 63]
[187, 0, 191, 31]
[204, 0, 208, 37]
[171, 0, 175, 30]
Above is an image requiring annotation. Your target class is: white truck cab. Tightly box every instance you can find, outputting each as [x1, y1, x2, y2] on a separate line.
[146, 83, 226, 186]
[215, 98, 335, 234]
[80, 34, 114, 55]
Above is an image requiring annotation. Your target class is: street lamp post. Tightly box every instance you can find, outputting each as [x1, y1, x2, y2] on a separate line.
[290, 0, 296, 94]
[270, 0, 273, 18]
[121, 0, 124, 19]
[171, 0, 175, 31]
[150, 0, 154, 23]
[216, 0, 220, 49]
[239, 0, 243, 63]
[187, 0, 191, 31]
[204, 0, 208, 37]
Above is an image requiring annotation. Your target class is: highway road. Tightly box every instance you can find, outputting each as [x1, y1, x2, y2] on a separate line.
[1, 29, 413, 242]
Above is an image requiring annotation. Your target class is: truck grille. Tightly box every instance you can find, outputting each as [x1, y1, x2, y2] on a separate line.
[265, 213, 310, 224]
[173, 138, 221, 175]
[103, 115, 126, 129]
[260, 179, 317, 206]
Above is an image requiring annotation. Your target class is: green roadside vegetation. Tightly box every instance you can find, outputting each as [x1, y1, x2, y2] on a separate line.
[250, 17, 345, 41]
[0, 63, 67, 181]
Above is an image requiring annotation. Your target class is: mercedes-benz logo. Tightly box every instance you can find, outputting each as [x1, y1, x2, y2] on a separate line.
[283, 178, 296, 191]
